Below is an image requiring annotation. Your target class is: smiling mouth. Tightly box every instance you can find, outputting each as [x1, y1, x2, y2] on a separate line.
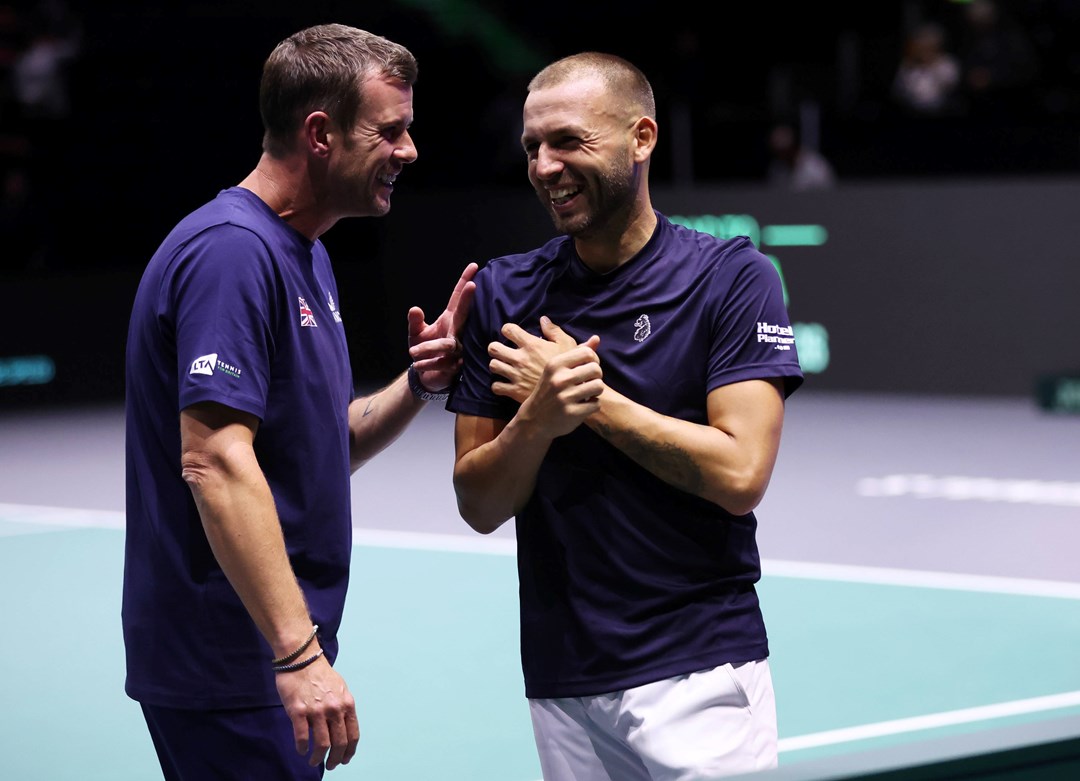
[378, 173, 398, 188]
[549, 185, 581, 206]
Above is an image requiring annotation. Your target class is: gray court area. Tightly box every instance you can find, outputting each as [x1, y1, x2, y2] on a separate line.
[1, 390, 1078, 780]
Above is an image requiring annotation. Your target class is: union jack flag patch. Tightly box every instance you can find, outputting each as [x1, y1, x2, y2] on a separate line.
[298, 297, 318, 328]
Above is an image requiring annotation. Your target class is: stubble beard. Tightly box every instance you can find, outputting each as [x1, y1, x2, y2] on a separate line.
[543, 156, 637, 240]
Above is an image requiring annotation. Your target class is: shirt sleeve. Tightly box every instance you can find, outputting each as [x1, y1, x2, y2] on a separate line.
[446, 263, 518, 420]
[706, 245, 804, 398]
[171, 224, 277, 419]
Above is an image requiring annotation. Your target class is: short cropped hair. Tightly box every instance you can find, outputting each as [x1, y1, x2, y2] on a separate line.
[259, 23, 418, 157]
[527, 52, 655, 120]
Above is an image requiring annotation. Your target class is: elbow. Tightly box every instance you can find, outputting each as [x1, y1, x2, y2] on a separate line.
[180, 442, 241, 507]
[180, 451, 216, 495]
[719, 492, 764, 518]
[470, 522, 503, 535]
[180, 452, 227, 525]
[452, 474, 512, 535]
[711, 468, 770, 517]
[453, 492, 511, 535]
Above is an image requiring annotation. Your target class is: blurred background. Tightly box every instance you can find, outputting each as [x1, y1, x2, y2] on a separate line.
[2, 0, 1079, 407]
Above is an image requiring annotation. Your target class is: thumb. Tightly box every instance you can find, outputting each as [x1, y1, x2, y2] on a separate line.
[539, 316, 575, 346]
[407, 307, 426, 345]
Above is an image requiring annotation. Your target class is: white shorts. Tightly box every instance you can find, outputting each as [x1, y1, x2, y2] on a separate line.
[529, 659, 778, 781]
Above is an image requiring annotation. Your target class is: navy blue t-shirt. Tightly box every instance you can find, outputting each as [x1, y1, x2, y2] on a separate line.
[123, 187, 354, 709]
[448, 213, 804, 698]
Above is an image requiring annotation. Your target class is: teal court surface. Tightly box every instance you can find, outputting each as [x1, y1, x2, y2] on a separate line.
[2, 505, 1080, 781]
[2, 391, 1078, 779]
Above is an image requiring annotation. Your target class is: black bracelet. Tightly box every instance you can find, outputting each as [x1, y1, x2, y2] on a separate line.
[407, 364, 449, 402]
[272, 648, 325, 674]
[271, 624, 319, 666]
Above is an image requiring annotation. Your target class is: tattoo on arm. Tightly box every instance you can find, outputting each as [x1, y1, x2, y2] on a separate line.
[593, 422, 705, 494]
[362, 398, 376, 417]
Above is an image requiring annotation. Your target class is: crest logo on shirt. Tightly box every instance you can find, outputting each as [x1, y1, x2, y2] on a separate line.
[299, 297, 318, 328]
[633, 314, 652, 342]
[328, 292, 342, 323]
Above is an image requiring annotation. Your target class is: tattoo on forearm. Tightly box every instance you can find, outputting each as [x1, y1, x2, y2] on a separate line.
[593, 422, 704, 494]
[362, 398, 376, 417]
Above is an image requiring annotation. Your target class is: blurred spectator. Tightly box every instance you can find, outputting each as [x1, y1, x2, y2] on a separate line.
[12, 4, 79, 123]
[891, 22, 962, 116]
[766, 121, 836, 191]
[7, 0, 81, 270]
[958, 0, 1040, 116]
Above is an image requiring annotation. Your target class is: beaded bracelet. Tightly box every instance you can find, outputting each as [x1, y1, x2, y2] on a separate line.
[271, 624, 319, 667]
[273, 649, 326, 674]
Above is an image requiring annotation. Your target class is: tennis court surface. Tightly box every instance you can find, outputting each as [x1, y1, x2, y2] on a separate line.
[2, 390, 1077, 780]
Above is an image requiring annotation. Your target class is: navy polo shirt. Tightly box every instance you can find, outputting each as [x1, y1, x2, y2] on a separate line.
[448, 212, 803, 698]
[123, 187, 354, 709]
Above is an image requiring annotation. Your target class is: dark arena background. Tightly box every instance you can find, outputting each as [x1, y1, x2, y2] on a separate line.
[4, 0, 1080, 405]
[1, 2, 1079, 780]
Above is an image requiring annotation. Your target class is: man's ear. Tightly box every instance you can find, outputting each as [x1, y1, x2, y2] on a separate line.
[304, 111, 332, 158]
[632, 116, 658, 163]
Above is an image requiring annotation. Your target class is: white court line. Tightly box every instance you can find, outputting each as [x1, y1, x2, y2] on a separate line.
[4, 503, 1080, 600]
[763, 559, 1080, 600]
[856, 474, 1080, 506]
[0, 502, 124, 530]
[777, 690, 1080, 752]
[355, 527, 517, 556]
[0, 503, 518, 553]
[357, 530, 1080, 600]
